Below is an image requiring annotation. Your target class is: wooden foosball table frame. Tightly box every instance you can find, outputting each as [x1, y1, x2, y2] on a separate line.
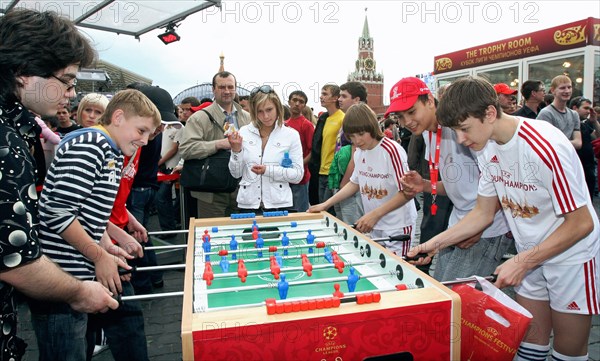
[182, 212, 461, 360]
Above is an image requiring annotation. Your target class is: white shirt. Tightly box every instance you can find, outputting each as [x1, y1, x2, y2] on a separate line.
[161, 124, 183, 170]
[477, 118, 599, 265]
[423, 128, 508, 237]
[351, 137, 417, 231]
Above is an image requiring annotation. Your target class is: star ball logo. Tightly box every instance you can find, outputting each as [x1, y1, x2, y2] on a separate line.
[323, 326, 337, 340]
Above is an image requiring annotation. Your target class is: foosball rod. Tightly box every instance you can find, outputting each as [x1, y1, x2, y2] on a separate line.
[120, 291, 184, 302]
[196, 249, 355, 267]
[119, 264, 185, 275]
[204, 225, 338, 240]
[197, 275, 499, 312]
[196, 233, 344, 248]
[144, 244, 188, 251]
[147, 229, 189, 236]
[144, 233, 350, 251]
[206, 219, 326, 233]
[198, 239, 353, 257]
[193, 271, 394, 296]
[203, 260, 380, 280]
[195, 288, 390, 313]
[119, 275, 498, 303]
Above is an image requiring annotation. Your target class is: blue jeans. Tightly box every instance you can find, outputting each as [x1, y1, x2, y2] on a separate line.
[86, 282, 148, 361]
[318, 175, 335, 215]
[30, 301, 87, 361]
[290, 183, 309, 212]
[155, 180, 178, 231]
[127, 187, 162, 292]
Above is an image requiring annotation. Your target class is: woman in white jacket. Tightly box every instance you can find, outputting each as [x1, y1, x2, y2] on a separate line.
[228, 86, 304, 212]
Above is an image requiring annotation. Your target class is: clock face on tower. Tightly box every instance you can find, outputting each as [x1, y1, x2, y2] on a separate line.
[364, 58, 374, 70]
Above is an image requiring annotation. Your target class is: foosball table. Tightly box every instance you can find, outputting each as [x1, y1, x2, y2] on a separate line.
[181, 212, 461, 360]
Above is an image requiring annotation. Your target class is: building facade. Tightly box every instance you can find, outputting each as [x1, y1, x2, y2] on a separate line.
[434, 17, 600, 104]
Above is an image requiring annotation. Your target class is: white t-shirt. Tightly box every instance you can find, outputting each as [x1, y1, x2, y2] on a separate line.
[423, 128, 508, 237]
[351, 137, 417, 232]
[161, 125, 183, 170]
[477, 118, 599, 265]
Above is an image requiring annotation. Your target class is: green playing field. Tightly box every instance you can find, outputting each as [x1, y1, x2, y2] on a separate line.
[197, 234, 379, 308]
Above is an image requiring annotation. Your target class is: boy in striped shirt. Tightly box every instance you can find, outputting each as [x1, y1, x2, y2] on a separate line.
[408, 76, 599, 361]
[31, 89, 161, 360]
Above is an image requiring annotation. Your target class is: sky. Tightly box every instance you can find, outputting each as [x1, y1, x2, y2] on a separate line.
[80, 0, 600, 110]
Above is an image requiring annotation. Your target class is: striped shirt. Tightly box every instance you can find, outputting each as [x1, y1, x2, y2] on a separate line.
[477, 118, 599, 265]
[38, 129, 123, 279]
[350, 137, 417, 232]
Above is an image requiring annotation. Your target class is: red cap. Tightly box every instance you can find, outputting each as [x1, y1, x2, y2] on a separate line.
[190, 101, 212, 113]
[385, 77, 431, 117]
[493, 83, 518, 95]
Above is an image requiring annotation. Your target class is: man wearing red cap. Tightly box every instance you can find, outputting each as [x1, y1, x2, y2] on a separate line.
[494, 83, 518, 114]
[390, 77, 513, 282]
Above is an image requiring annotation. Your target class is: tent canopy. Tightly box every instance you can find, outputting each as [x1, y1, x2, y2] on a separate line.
[0, 0, 221, 39]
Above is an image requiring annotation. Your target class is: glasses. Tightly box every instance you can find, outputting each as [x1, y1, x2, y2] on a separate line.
[577, 98, 591, 107]
[250, 85, 274, 98]
[51, 75, 77, 92]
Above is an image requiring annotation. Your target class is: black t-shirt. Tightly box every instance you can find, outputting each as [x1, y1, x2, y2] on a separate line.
[56, 123, 81, 137]
[577, 121, 595, 168]
[132, 133, 162, 189]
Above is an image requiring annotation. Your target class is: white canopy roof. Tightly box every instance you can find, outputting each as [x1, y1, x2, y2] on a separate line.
[0, 0, 221, 39]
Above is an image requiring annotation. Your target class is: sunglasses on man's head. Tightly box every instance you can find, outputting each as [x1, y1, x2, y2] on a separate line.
[250, 85, 274, 98]
[577, 98, 591, 107]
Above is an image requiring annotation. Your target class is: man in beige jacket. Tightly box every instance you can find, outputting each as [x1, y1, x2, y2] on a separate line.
[179, 71, 251, 218]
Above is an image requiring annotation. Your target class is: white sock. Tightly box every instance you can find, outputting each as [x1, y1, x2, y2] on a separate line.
[551, 349, 588, 361]
[514, 341, 550, 361]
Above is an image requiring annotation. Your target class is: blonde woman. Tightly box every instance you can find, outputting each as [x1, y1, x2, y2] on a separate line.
[228, 86, 303, 213]
[77, 93, 109, 127]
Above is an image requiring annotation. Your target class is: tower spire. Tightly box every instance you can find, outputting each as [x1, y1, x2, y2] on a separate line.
[219, 52, 225, 72]
[362, 8, 370, 39]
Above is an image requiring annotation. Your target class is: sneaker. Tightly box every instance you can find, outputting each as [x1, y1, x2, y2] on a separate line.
[152, 280, 164, 289]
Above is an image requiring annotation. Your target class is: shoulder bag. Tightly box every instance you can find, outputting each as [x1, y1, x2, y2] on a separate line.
[180, 110, 239, 193]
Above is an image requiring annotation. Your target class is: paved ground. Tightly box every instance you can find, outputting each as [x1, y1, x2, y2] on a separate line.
[15, 196, 600, 360]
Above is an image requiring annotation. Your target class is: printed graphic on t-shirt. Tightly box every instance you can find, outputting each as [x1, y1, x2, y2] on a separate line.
[501, 195, 540, 219]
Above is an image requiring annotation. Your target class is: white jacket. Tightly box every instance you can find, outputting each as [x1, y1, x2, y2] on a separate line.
[229, 123, 303, 209]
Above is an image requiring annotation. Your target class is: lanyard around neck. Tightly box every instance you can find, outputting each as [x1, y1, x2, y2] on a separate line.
[428, 125, 442, 215]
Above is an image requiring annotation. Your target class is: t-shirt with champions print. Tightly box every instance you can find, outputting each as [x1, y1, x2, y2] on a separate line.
[350, 137, 417, 232]
[476, 117, 599, 265]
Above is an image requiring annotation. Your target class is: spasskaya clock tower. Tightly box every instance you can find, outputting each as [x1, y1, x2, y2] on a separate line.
[348, 9, 385, 115]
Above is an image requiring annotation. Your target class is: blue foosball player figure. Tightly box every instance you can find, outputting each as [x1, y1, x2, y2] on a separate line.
[278, 274, 289, 299]
[219, 256, 229, 272]
[229, 235, 238, 260]
[306, 230, 315, 254]
[281, 231, 290, 256]
[324, 247, 333, 263]
[256, 235, 264, 258]
[202, 238, 211, 262]
[347, 267, 359, 292]
[275, 252, 283, 267]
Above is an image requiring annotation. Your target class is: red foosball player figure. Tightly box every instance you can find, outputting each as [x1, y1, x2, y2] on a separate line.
[270, 256, 281, 279]
[237, 259, 248, 283]
[203, 262, 214, 286]
[301, 254, 313, 276]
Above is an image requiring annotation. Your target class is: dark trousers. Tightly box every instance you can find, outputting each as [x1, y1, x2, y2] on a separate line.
[86, 282, 149, 361]
[127, 187, 163, 293]
[418, 192, 453, 274]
